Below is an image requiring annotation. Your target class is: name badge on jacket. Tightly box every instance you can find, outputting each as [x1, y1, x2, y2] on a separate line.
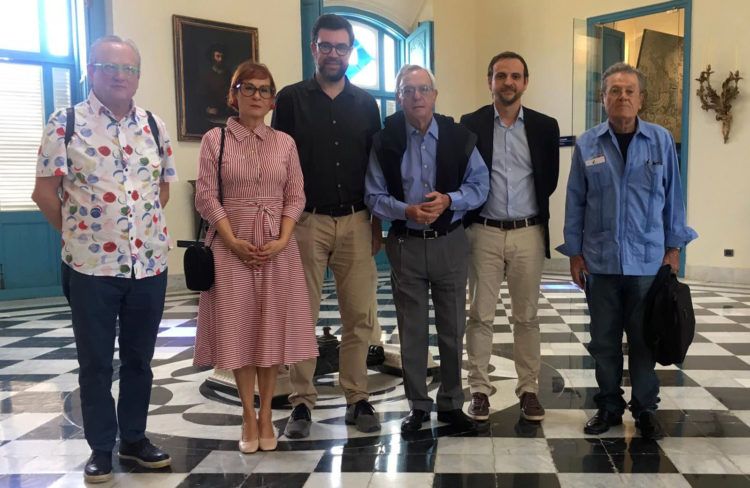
[585, 155, 606, 167]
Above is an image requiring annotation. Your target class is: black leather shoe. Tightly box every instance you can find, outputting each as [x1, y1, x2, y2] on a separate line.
[584, 409, 623, 435]
[84, 450, 113, 484]
[401, 409, 430, 433]
[636, 411, 664, 440]
[118, 438, 171, 468]
[437, 409, 477, 432]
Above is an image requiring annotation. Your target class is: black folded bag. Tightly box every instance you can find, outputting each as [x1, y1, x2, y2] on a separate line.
[180, 128, 224, 292]
[643, 264, 696, 366]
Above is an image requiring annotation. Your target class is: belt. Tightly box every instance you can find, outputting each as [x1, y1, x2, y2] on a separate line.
[395, 220, 462, 239]
[305, 201, 366, 217]
[477, 216, 541, 230]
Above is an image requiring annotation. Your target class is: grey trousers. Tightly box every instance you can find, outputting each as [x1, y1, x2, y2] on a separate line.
[386, 227, 468, 412]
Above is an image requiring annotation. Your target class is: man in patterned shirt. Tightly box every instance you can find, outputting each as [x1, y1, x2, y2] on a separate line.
[32, 36, 177, 484]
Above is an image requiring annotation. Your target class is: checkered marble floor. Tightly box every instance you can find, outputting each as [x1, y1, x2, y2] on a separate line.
[1, 273, 749, 487]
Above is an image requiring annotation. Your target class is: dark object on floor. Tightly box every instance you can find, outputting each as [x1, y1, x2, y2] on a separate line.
[366, 344, 386, 367]
[314, 326, 340, 376]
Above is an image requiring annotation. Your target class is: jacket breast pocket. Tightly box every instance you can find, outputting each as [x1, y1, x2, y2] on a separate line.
[585, 165, 615, 233]
[636, 162, 664, 232]
[586, 164, 613, 191]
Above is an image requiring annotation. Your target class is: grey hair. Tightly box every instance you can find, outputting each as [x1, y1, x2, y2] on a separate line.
[88, 35, 141, 67]
[601, 62, 646, 94]
[395, 64, 437, 91]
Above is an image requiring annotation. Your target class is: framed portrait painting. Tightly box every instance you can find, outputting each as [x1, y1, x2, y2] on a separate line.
[172, 15, 259, 141]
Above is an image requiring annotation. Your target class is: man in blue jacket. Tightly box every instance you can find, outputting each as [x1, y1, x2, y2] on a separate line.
[557, 62, 697, 440]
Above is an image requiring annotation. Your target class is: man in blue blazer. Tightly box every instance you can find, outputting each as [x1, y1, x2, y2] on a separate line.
[460, 52, 560, 422]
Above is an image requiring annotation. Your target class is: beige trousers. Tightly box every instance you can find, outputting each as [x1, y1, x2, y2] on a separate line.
[290, 210, 378, 407]
[465, 223, 545, 397]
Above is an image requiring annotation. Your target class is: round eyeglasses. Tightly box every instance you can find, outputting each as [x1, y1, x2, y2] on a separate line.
[235, 83, 275, 99]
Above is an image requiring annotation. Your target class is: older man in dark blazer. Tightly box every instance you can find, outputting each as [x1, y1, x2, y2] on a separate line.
[460, 51, 560, 422]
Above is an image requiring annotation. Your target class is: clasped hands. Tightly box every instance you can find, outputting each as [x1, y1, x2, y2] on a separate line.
[228, 237, 287, 269]
[405, 191, 451, 226]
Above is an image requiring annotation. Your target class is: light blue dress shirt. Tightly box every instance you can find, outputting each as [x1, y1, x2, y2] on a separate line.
[481, 107, 538, 220]
[556, 118, 697, 275]
[365, 117, 489, 230]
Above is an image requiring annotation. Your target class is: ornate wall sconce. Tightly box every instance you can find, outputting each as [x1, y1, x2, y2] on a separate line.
[695, 65, 742, 143]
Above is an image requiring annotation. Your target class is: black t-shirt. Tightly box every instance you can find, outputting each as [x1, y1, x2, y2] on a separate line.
[615, 130, 636, 164]
[271, 77, 382, 210]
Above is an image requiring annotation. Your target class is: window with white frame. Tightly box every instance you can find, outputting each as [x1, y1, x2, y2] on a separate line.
[0, 0, 84, 211]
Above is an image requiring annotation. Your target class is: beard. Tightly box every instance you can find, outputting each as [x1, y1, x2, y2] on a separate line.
[495, 89, 522, 106]
[318, 59, 348, 82]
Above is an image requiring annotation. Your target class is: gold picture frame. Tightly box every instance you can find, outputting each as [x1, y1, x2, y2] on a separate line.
[172, 15, 259, 141]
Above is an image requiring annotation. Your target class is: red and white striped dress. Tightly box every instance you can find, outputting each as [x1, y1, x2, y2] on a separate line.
[193, 118, 317, 369]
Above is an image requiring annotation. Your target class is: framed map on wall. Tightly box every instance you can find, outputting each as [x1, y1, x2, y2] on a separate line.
[636, 29, 684, 143]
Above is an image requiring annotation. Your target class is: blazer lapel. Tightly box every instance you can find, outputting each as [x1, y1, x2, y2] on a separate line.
[523, 108, 543, 175]
[480, 106, 494, 169]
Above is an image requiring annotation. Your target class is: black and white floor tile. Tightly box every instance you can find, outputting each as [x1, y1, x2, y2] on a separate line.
[0, 273, 749, 487]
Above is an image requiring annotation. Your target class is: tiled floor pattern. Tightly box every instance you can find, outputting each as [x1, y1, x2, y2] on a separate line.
[0, 273, 749, 487]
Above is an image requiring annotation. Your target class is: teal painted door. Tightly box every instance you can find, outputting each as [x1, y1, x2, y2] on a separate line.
[405, 21, 433, 71]
[0, 0, 86, 300]
[0, 212, 62, 300]
[585, 25, 625, 129]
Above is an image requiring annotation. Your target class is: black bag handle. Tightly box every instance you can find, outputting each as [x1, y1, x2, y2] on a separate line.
[195, 128, 225, 243]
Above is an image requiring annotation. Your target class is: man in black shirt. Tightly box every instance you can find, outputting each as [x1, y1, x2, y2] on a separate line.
[272, 14, 382, 438]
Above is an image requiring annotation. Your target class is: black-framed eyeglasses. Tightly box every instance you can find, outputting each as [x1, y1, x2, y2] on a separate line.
[235, 83, 275, 99]
[316, 42, 352, 56]
[91, 62, 140, 77]
[399, 85, 434, 98]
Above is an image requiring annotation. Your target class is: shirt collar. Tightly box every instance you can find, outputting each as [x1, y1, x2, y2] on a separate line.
[597, 116, 653, 140]
[87, 91, 136, 122]
[493, 105, 525, 127]
[226, 117, 270, 141]
[405, 116, 439, 141]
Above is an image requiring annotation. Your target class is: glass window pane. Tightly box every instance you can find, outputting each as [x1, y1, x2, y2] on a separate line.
[45, 0, 70, 57]
[347, 21, 379, 90]
[385, 99, 396, 117]
[0, 63, 45, 211]
[384, 35, 396, 93]
[0, 0, 40, 53]
[52, 67, 71, 110]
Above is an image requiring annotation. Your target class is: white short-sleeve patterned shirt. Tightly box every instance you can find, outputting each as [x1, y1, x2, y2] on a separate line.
[37, 92, 179, 279]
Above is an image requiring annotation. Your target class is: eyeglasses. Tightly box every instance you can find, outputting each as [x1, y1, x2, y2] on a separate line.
[316, 42, 352, 56]
[91, 62, 140, 77]
[235, 83, 275, 99]
[606, 87, 639, 98]
[399, 85, 434, 98]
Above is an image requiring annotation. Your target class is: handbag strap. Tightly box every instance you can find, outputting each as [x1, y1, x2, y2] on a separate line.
[195, 127, 225, 243]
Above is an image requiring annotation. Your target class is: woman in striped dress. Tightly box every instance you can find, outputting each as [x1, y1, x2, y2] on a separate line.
[194, 61, 317, 453]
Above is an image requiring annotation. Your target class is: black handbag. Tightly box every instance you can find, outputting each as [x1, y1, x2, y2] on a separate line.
[178, 128, 225, 291]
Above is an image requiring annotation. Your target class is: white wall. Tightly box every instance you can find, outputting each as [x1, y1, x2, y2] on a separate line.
[686, 0, 750, 283]
[110, 0, 302, 284]
[431, 0, 750, 284]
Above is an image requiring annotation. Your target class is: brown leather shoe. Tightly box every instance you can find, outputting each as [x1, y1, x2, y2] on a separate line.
[520, 392, 545, 421]
[468, 392, 490, 420]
